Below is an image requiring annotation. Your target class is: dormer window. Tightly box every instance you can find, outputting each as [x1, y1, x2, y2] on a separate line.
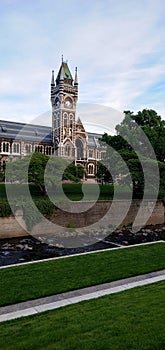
[35, 130, 39, 136]
[1, 125, 7, 132]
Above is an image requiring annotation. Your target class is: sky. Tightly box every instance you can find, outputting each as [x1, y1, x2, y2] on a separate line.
[0, 0, 165, 132]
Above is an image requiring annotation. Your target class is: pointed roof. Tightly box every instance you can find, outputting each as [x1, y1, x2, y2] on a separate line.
[76, 117, 86, 132]
[56, 61, 73, 86]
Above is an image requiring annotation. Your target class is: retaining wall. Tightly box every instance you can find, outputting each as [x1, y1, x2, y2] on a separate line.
[0, 200, 164, 239]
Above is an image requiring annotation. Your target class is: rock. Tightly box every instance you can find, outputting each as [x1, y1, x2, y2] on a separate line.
[55, 243, 64, 248]
[16, 244, 24, 250]
[24, 244, 33, 250]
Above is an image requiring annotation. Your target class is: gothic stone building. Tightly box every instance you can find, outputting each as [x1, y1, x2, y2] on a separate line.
[0, 60, 106, 178]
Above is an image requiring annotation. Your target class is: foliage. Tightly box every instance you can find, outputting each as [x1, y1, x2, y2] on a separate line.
[96, 162, 113, 184]
[116, 109, 165, 162]
[0, 200, 12, 217]
[63, 162, 84, 182]
[0, 171, 5, 182]
[99, 109, 165, 197]
[21, 198, 55, 230]
[5, 153, 84, 195]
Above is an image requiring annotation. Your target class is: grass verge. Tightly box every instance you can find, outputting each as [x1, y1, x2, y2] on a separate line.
[0, 242, 164, 307]
[0, 281, 164, 349]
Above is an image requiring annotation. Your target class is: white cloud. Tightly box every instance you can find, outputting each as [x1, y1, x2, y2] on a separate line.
[0, 0, 165, 126]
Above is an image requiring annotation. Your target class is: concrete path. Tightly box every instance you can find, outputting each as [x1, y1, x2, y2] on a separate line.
[0, 269, 164, 323]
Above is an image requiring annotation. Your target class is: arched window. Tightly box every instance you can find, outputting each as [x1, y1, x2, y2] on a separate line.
[2, 142, 10, 153]
[75, 138, 83, 160]
[88, 164, 94, 174]
[65, 144, 71, 157]
[13, 143, 20, 153]
[25, 144, 31, 153]
[45, 146, 51, 155]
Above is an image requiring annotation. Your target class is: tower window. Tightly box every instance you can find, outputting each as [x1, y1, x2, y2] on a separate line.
[75, 138, 84, 160]
[65, 144, 71, 157]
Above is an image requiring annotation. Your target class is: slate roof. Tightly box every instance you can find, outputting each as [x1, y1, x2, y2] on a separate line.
[56, 62, 73, 86]
[87, 132, 106, 148]
[0, 120, 105, 148]
[0, 120, 52, 144]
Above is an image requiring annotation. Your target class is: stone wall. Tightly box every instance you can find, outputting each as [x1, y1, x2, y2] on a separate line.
[0, 210, 28, 239]
[0, 200, 164, 239]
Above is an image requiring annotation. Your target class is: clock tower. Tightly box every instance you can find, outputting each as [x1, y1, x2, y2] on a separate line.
[51, 58, 78, 159]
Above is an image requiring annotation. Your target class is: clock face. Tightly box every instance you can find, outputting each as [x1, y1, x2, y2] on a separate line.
[65, 99, 72, 108]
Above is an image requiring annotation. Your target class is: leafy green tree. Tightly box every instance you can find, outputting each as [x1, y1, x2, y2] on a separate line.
[116, 109, 165, 162]
[5, 153, 85, 195]
[5, 152, 49, 194]
[99, 108, 165, 198]
[96, 162, 113, 184]
[63, 163, 85, 181]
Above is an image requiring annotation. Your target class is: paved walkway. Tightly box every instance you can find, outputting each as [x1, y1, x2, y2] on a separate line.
[0, 269, 164, 323]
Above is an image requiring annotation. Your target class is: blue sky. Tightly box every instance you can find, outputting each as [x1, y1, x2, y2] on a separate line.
[0, 0, 165, 129]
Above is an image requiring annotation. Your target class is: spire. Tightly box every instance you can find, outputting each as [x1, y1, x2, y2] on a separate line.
[56, 59, 73, 86]
[59, 65, 64, 81]
[51, 70, 55, 85]
[74, 67, 78, 85]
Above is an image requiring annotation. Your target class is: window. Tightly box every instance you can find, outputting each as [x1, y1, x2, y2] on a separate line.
[2, 142, 9, 153]
[1, 125, 7, 132]
[45, 146, 51, 155]
[13, 143, 20, 153]
[65, 144, 71, 157]
[25, 144, 31, 153]
[76, 138, 83, 159]
[89, 150, 93, 158]
[88, 164, 94, 174]
[101, 152, 105, 159]
[35, 145, 43, 153]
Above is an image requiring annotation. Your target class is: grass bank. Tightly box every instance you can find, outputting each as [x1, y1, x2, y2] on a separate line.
[0, 281, 164, 349]
[0, 242, 164, 307]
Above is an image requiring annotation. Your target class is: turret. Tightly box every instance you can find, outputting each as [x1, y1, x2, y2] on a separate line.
[74, 67, 78, 85]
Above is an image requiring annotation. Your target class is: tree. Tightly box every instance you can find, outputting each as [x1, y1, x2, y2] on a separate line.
[5, 153, 85, 195]
[99, 109, 165, 198]
[96, 162, 113, 184]
[116, 109, 165, 162]
[5, 152, 49, 194]
[63, 162, 85, 181]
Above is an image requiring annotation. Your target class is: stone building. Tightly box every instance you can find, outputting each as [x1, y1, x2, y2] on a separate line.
[0, 59, 106, 178]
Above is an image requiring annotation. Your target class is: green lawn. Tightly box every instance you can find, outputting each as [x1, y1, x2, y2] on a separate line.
[0, 243, 164, 307]
[0, 281, 164, 350]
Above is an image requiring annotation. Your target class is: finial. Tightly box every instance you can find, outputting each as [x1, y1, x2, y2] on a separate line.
[61, 54, 63, 63]
[74, 66, 78, 85]
[51, 70, 55, 85]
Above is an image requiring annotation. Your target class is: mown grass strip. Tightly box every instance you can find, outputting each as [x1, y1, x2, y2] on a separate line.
[0, 281, 164, 350]
[0, 242, 164, 307]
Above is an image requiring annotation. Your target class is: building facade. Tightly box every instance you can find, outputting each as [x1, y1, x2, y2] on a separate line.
[0, 59, 106, 178]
